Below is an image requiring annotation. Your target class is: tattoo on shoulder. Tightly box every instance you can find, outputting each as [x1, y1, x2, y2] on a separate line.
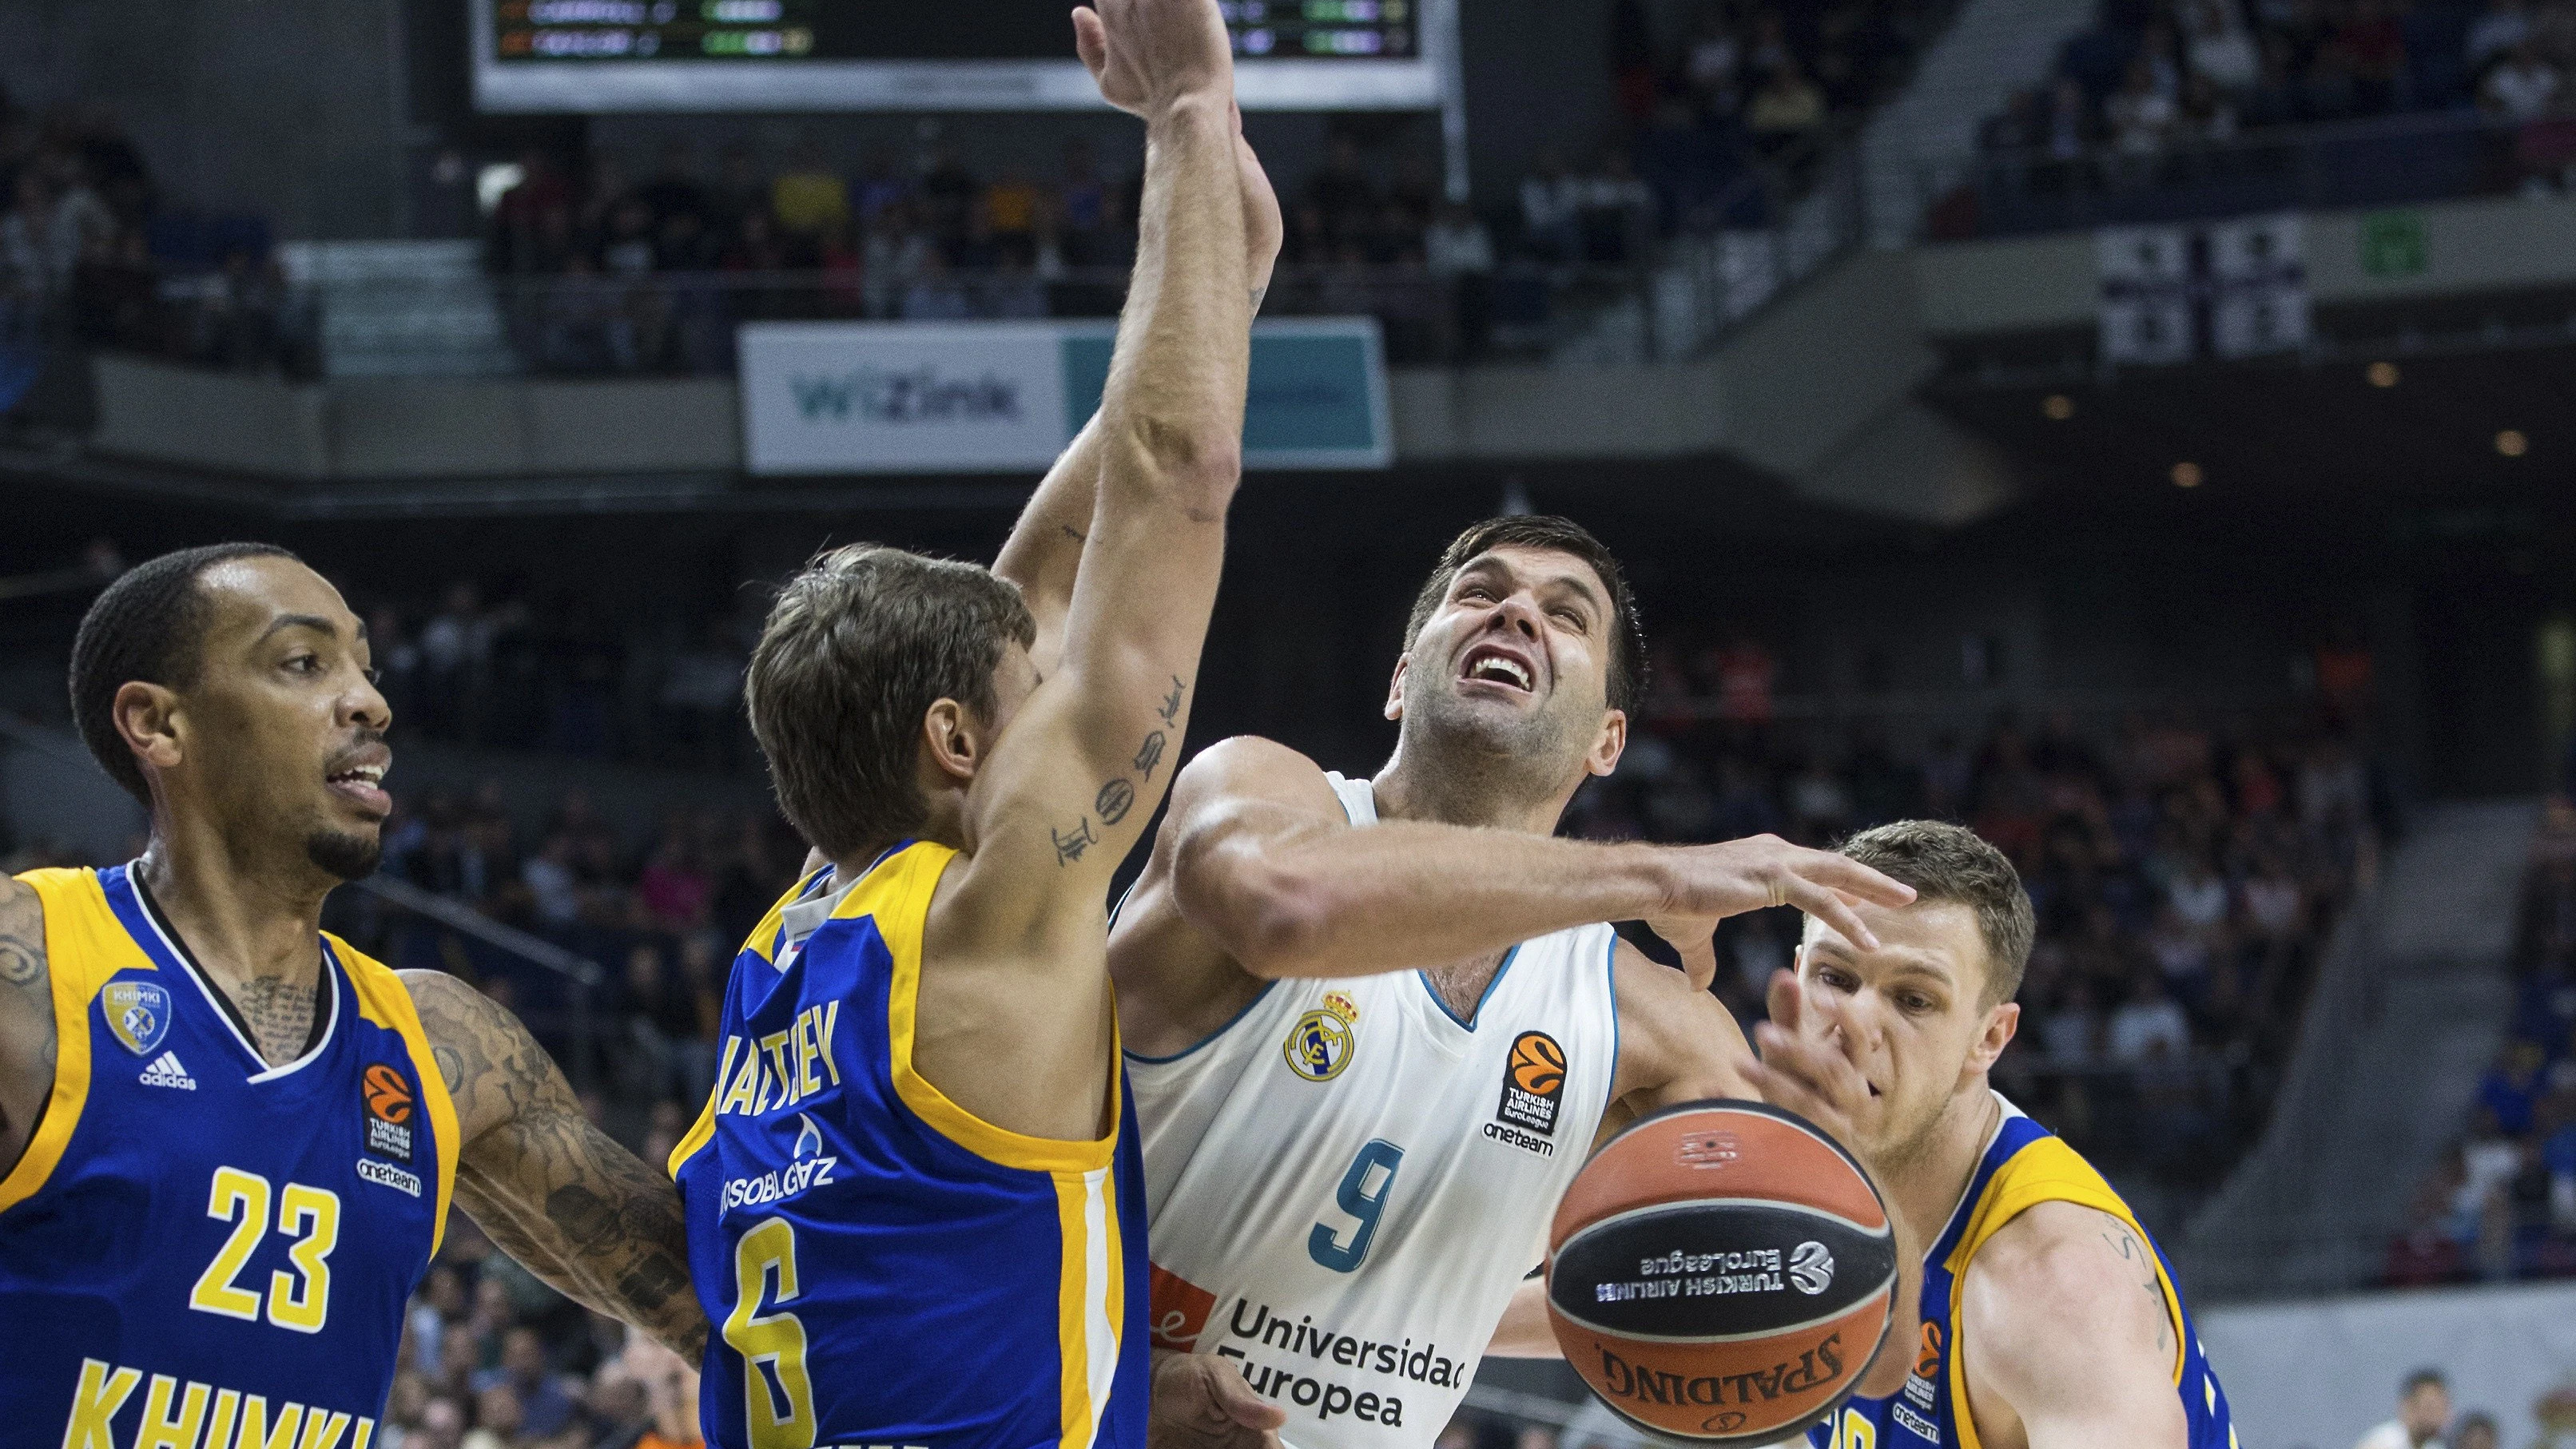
[0, 883, 44, 991]
[2101, 1225, 2171, 1352]
[1133, 730, 1167, 780]
[1158, 676, 1187, 725]
[1053, 817, 1099, 865]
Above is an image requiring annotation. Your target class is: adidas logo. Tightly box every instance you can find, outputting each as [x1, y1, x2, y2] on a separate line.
[139, 1052, 197, 1091]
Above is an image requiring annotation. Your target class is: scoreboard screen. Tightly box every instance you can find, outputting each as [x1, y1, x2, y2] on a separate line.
[474, 0, 1450, 112]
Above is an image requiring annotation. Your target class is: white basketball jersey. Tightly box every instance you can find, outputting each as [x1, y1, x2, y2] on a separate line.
[1130, 772, 1623, 1449]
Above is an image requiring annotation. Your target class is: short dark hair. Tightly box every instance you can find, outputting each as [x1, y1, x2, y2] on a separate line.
[745, 544, 1036, 861]
[69, 542, 300, 806]
[2403, 1368, 2447, 1396]
[1834, 820, 2037, 1007]
[1403, 515, 1647, 715]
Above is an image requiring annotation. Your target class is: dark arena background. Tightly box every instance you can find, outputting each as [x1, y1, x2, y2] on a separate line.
[1, 0, 2573, 1443]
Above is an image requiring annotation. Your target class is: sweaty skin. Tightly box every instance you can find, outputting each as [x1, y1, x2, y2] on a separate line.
[0, 555, 704, 1357]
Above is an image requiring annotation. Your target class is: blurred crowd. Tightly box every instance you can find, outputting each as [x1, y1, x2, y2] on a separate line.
[0, 87, 306, 384]
[1570, 633, 2388, 1189]
[1973, 0, 2576, 193]
[2389, 798, 2576, 1286]
[355, 580, 756, 771]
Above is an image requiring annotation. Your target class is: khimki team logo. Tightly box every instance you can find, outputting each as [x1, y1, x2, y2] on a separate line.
[1282, 992, 1360, 1082]
[101, 979, 172, 1057]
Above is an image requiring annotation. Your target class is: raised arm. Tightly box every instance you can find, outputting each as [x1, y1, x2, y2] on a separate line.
[939, 0, 1270, 943]
[0, 877, 53, 1181]
[995, 113, 1278, 676]
[404, 970, 706, 1359]
[1957, 1202, 2190, 1449]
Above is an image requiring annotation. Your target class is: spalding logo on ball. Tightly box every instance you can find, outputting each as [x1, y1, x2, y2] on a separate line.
[1546, 1099, 1898, 1445]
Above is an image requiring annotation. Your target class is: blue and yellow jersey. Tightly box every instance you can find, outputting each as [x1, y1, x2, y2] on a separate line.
[0, 863, 457, 1449]
[1811, 1098, 2235, 1449]
[672, 843, 1148, 1449]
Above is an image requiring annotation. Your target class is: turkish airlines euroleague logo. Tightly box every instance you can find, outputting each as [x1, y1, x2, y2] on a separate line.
[362, 1062, 416, 1162]
[1148, 1262, 1218, 1351]
[1497, 1031, 1567, 1136]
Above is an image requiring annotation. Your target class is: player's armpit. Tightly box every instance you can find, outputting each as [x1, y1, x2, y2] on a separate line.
[0, 875, 54, 1179]
[1958, 1201, 2188, 1449]
[403, 969, 708, 1359]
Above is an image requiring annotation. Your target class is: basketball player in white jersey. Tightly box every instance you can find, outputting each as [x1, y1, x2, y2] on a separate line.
[1109, 515, 1921, 1449]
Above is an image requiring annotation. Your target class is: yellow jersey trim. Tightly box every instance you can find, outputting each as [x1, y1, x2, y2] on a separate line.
[873, 844, 1121, 1175]
[669, 1073, 720, 1179]
[667, 867, 827, 1179]
[1051, 1164, 1127, 1449]
[340, 933, 462, 1259]
[0, 869, 136, 1213]
[1942, 1133, 2189, 1449]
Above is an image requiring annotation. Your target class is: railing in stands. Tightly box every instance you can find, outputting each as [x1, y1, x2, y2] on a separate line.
[1914, 109, 2575, 241]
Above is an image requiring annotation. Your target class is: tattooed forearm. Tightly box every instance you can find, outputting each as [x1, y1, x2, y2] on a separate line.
[0, 878, 57, 1178]
[1135, 730, 1167, 780]
[1158, 676, 1187, 725]
[406, 970, 708, 1358]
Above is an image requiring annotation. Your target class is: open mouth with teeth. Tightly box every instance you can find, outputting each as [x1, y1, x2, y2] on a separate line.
[1457, 645, 1537, 694]
[325, 760, 392, 816]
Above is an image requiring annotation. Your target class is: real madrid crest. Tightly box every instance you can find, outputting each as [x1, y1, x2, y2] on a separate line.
[101, 979, 173, 1057]
[1282, 993, 1359, 1082]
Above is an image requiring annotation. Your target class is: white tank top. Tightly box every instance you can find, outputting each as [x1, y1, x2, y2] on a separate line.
[1129, 772, 1623, 1449]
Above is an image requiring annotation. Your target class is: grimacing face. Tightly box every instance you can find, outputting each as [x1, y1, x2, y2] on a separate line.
[1796, 897, 2019, 1168]
[149, 557, 392, 881]
[1388, 545, 1624, 780]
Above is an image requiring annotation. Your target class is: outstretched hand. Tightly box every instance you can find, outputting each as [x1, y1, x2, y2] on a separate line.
[1738, 967, 1875, 1158]
[1149, 1349, 1287, 1449]
[1643, 835, 1915, 991]
[1074, 0, 1236, 119]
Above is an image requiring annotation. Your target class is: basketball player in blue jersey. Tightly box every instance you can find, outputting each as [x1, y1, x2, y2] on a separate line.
[0, 544, 706, 1449]
[1743, 820, 2237, 1449]
[666, 2, 1278, 1447]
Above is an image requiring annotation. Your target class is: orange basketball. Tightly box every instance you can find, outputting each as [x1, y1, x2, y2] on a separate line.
[1546, 1100, 1898, 1444]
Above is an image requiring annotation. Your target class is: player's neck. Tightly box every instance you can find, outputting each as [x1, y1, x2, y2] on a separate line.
[136, 827, 332, 995]
[1372, 745, 1572, 834]
[1887, 1087, 2004, 1249]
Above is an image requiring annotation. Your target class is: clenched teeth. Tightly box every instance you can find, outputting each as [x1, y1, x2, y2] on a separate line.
[1469, 656, 1532, 689]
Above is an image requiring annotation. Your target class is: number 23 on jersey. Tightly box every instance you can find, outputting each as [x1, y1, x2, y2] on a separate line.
[188, 1166, 342, 1334]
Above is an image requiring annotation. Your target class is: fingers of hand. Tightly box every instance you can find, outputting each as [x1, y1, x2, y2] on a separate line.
[1782, 874, 1880, 951]
[1212, 1361, 1286, 1427]
[1803, 852, 1918, 907]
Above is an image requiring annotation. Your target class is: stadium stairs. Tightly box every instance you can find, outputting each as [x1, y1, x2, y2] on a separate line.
[2177, 799, 2540, 1301]
[278, 240, 521, 379]
[1858, 0, 2099, 249]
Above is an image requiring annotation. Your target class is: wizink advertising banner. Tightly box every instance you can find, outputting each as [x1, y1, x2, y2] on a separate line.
[737, 318, 1391, 476]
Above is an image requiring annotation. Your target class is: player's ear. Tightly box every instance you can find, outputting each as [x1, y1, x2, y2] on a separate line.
[920, 697, 981, 784]
[1967, 1001, 2019, 1074]
[1384, 653, 1409, 722]
[1585, 708, 1627, 779]
[113, 681, 185, 780]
